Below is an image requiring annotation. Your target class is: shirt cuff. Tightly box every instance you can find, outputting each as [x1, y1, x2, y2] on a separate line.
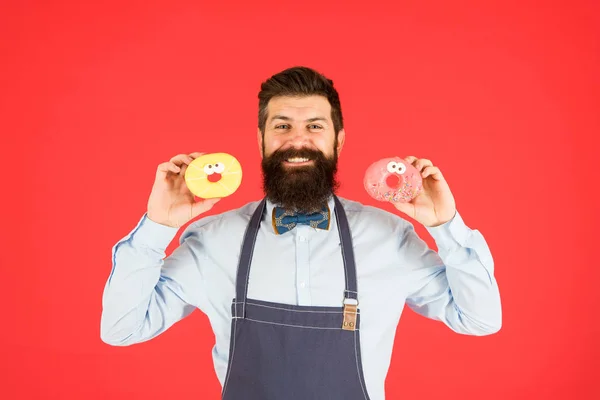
[130, 213, 180, 250]
[425, 210, 471, 250]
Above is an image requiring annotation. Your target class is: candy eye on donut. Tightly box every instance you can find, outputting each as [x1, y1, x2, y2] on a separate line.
[387, 160, 407, 175]
[213, 162, 225, 173]
[203, 164, 215, 175]
[386, 161, 398, 173]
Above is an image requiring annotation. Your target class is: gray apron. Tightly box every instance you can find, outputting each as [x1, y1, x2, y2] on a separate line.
[221, 196, 371, 399]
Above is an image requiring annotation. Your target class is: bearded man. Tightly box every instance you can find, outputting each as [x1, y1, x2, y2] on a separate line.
[101, 66, 502, 400]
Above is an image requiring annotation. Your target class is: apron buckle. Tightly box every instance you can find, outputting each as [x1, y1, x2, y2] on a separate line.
[342, 299, 358, 331]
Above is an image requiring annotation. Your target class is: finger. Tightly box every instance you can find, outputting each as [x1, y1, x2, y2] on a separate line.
[421, 166, 443, 180]
[390, 200, 415, 219]
[183, 152, 205, 175]
[414, 158, 433, 172]
[404, 156, 418, 165]
[156, 161, 181, 178]
[191, 197, 222, 218]
[180, 162, 191, 176]
[169, 153, 194, 167]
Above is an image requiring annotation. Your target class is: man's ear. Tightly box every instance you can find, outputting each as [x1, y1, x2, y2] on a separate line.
[257, 127, 264, 159]
[336, 129, 346, 155]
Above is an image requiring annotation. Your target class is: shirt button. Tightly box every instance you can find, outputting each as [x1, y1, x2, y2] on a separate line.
[298, 236, 306, 242]
[300, 282, 306, 288]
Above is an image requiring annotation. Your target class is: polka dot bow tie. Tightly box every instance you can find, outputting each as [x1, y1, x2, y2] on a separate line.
[272, 205, 330, 235]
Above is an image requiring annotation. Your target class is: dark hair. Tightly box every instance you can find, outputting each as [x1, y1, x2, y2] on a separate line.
[258, 66, 344, 136]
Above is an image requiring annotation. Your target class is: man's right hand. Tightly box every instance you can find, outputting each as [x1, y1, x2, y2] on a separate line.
[147, 152, 221, 228]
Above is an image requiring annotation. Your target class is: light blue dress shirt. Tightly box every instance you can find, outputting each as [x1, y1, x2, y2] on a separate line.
[101, 196, 502, 400]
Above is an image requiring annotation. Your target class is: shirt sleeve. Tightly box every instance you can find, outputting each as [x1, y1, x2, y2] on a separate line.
[100, 213, 207, 346]
[401, 211, 502, 335]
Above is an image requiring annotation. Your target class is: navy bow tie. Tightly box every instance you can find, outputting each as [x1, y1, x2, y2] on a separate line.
[272, 205, 330, 234]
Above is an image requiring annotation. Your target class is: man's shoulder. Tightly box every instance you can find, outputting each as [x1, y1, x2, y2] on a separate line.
[180, 199, 262, 241]
[337, 196, 398, 218]
[337, 196, 413, 231]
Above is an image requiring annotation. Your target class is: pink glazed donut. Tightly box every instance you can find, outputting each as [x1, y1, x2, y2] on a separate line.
[364, 157, 423, 203]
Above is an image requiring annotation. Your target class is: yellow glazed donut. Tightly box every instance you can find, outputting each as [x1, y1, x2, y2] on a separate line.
[184, 152, 242, 198]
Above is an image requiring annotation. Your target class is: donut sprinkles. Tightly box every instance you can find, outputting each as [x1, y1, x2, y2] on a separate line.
[379, 172, 423, 202]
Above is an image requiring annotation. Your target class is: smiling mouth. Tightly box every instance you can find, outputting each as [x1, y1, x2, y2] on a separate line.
[283, 157, 313, 166]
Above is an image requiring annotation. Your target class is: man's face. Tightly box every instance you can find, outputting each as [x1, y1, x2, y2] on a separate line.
[258, 95, 346, 212]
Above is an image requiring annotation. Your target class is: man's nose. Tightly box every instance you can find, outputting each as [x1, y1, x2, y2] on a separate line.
[286, 127, 310, 147]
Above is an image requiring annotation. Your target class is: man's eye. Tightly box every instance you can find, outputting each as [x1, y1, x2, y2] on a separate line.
[275, 124, 289, 129]
[309, 125, 322, 129]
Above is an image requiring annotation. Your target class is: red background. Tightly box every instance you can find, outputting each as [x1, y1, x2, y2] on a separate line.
[2, 0, 599, 399]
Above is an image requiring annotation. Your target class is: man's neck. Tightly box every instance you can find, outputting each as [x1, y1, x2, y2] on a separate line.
[268, 193, 334, 214]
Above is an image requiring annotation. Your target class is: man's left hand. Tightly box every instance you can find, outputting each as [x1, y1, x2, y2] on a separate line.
[391, 156, 457, 227]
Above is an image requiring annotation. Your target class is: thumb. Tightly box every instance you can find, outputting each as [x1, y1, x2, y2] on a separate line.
[191, 197, 222, 218]
[390, 200, 414, 218]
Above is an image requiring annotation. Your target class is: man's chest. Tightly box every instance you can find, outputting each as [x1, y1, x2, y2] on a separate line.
[199, 225, 411, 313]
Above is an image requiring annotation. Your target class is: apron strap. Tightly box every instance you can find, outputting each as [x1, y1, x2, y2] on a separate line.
[235, 198, 266, 317]
[333, 195, 359, 303]
[234, 196, 359, 317]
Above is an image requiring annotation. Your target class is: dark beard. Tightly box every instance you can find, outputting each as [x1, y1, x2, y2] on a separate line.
[261, 147, 339, 213]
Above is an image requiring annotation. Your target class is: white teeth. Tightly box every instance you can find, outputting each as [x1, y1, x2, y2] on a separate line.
[287, 157, 309, 163]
